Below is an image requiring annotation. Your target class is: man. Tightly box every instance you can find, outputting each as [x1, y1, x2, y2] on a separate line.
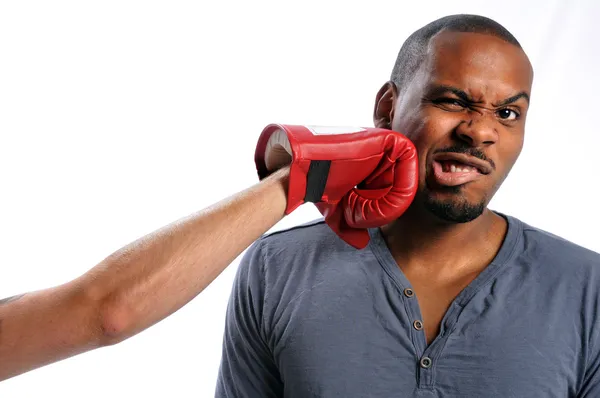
[215, 14, 600, 397]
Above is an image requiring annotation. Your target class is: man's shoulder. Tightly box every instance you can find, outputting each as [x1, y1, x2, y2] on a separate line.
[257, 217, 349, 254]
[247, 217, 360, 277]
[512, 215, 600, 269]
[236, 219, 363, 304]
[261, 217, 331, 243]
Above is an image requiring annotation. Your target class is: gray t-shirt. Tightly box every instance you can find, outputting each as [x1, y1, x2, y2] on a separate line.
[215, 214, 600, 397]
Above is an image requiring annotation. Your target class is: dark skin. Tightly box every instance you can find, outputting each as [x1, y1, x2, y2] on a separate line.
[373, 31, 534, 345]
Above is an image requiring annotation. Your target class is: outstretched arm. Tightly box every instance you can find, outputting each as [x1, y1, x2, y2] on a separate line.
[0, 167, 289, 382]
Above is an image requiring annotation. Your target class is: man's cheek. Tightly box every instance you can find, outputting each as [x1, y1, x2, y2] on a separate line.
[501, 141, 523, 172]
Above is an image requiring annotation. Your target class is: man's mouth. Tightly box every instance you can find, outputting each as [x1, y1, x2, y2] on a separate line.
[433, 152, 493, 175]
[439, 160, 479, 173]
[432, 160, 481, 187]
[430, 153, 492, 187]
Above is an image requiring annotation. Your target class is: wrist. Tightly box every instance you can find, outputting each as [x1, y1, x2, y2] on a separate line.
[272, 165, 290, 196]
[262, 166, 290, 216]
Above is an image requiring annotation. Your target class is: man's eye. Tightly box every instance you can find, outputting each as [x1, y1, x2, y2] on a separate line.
[497, 108, 519, 120]
[433, 98, 465, 109]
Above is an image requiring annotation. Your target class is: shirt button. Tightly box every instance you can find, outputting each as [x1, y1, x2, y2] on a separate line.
[413, 320, 424, 330]
[403, 288, 414, 297]
[420, 356, 433, 369]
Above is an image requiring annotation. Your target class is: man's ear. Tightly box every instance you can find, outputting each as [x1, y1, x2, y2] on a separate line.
[373, 81, 398, 129]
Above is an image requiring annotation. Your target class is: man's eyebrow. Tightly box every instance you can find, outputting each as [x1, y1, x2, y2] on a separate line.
[427, 84, 530, 106]
[494, 92, 530, 106]
[428, 85, 474, 103]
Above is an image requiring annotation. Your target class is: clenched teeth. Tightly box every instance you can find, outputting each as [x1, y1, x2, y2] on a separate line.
[441, 161, 478, 173]
[450, 164, 475, 173]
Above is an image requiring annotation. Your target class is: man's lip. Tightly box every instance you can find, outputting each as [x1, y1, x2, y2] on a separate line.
[432, 153, 493, 175]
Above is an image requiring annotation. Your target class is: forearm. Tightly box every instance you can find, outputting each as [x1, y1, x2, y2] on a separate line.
[88, 166, 290, 342]
[0, 167, 289, 381]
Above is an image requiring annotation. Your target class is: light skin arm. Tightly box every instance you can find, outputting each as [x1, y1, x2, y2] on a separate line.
[0, 166, 290, 382]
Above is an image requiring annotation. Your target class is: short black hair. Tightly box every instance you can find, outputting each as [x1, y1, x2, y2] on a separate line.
[390, 14, 522, 93]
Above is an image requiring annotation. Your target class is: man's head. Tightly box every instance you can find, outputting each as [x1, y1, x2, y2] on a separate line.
[373, 14, 533, 224]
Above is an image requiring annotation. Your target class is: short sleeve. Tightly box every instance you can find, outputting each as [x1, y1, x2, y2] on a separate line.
[215, 239, 283, 398]
[578, 264, 600, 397]
[579, 360, 600, 397]
[578, 313, 600, 397]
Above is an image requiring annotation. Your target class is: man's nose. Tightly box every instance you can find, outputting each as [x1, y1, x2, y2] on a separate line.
[455, 110, 498, 146]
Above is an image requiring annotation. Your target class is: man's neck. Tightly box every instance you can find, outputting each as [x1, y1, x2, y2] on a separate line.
[380, 207, 508, 277]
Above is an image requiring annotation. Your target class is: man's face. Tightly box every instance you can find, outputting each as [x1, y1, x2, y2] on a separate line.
[376, 31, 533, 223]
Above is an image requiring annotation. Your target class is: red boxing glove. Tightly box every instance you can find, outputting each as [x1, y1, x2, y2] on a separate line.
[254, 124, 418, 249]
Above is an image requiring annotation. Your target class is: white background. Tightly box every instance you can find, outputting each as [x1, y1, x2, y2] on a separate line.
[1, 0, 598, 396]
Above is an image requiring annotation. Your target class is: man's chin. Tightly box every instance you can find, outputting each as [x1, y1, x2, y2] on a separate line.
[423, 196, 486, 224]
